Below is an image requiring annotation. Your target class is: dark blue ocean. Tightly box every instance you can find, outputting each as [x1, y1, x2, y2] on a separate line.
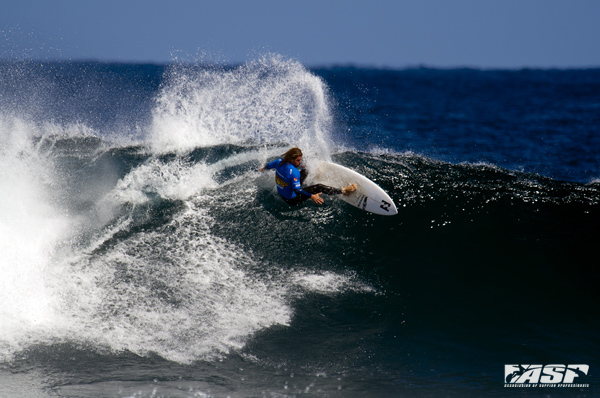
[1, 57, 599, 397]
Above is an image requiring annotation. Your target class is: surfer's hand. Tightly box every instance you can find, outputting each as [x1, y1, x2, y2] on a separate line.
[311, 193, 324, 205]
[259, 167, 265, 172]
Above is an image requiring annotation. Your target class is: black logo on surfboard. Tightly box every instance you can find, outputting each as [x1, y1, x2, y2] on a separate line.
[356, 195, 367, 210]
[380, 200, 391, 212]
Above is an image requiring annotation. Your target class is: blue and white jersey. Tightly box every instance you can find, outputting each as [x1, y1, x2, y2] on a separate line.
[265, 158, 311, 200]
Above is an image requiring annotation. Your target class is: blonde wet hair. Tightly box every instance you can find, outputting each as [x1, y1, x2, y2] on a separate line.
[279, 147, 303, 166]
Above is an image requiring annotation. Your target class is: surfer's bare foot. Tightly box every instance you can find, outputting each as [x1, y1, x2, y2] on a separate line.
[342, 183, 357, 195]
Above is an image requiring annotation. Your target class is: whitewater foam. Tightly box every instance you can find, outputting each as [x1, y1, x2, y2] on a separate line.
[0, 116, 74, 355]
[50, 205, 289, 363]
[108, 158, 217, 204]
[292, 271, 376, 295]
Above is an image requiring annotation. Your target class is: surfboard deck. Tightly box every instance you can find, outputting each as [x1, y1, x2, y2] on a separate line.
[308, 161, 398, 216]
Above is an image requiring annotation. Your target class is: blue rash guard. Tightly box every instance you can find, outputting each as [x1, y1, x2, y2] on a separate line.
[265, 158, 312, 200]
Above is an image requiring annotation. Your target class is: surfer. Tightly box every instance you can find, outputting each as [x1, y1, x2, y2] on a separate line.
[260, 147, 357, 206]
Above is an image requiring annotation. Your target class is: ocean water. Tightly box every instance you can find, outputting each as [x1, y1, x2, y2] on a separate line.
[0, 56, 599, 397]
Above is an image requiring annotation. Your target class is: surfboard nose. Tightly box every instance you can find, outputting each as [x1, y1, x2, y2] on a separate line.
[379, 198, 398, 215]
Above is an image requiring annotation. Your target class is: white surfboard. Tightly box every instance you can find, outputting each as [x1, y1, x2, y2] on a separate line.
[308, 161, 398, 216]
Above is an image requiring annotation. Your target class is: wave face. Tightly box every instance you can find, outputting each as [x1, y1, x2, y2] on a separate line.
[0, 59, 599, 397]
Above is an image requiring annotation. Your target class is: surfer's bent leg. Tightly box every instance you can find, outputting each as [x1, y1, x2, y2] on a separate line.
[298, 169, 347, 195]
[298, 169, 343, 195]
[303, 184, 343, 196]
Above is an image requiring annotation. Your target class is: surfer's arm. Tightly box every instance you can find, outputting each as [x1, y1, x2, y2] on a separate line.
[295, 187, 313, 198]
[261, 158, 282, 171]
[293, 186, 324, 204]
